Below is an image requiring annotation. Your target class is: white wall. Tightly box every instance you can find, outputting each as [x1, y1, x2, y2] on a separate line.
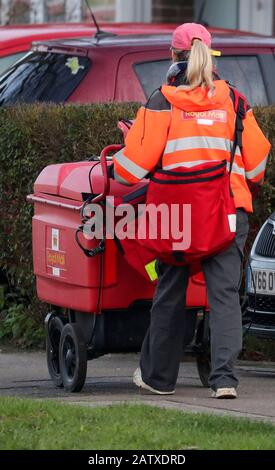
[195, 0, 274, 36]
[116, 0, 152, 22]
[194, 0, 238, 29]
[1, 0, 11, 25]
[239, 0, 273, 36]
[65, 0, 82, 22]
[29, 0, 45, 23]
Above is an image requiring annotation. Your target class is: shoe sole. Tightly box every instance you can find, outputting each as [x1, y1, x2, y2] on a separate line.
[133, 375, 175, 395]
[212, 387, 237, 399]
[215, 394, 237, 399]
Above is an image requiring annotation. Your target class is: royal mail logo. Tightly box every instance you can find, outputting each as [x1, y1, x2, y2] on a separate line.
[182, 110, 227, 123]
[47, 250, 66, 269]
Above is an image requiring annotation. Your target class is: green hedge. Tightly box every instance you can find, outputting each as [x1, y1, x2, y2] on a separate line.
[0, 103, 139, 346]
[251, 107, 275, 236]
[0, 103, 274, 347]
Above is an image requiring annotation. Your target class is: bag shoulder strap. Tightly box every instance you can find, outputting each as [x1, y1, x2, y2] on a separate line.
[228, 86, 247, 174]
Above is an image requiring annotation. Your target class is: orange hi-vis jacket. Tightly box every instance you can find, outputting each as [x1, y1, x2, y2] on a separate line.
[113, 80, 271, 213]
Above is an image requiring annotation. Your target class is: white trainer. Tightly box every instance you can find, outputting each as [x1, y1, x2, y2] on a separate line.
[212, 387, 237, 399]
[133, 368, 175, 395]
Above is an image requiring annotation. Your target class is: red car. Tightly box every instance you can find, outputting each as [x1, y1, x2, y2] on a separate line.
[0, 29, 274, 107]
[0, 22, 178, 75]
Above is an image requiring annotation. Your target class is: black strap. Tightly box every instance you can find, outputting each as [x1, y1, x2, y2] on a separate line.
[75, 228, 105, 258]
[229, 90, 246, 175]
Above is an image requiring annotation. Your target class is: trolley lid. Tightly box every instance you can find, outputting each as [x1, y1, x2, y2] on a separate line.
[34, 161, 101, 201]
[33, 160, 138, 201]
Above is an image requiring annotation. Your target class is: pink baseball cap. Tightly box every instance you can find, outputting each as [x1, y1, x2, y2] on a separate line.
[172, 22, 212, 50]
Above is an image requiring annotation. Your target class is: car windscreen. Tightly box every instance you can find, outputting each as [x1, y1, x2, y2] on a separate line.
[0, 52, 27, 76]
[134, 56, 268, 106]
[0, 51, 90, 105]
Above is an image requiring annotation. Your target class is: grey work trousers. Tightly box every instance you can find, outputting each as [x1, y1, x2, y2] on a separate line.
[140, 209, 249, 392]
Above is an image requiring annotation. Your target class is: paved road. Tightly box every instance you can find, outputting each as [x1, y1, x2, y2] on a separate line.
[1, 349, 275, 423]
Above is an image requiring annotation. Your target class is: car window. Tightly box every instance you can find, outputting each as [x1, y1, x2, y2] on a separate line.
[134, 60, 171, 98]
[0, 52, 26, 76]
[216, 56, 268, 106]
[0, 52, 90, 106]
[135, 56, 268, 106]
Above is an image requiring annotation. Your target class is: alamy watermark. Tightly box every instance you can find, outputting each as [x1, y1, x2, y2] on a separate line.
[82, 196, 191, 251]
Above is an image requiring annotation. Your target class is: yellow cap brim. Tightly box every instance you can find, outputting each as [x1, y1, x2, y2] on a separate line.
[211, 49, 222, 57]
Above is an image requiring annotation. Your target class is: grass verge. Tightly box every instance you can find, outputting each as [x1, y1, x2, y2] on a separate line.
[0, 397, 275, 450]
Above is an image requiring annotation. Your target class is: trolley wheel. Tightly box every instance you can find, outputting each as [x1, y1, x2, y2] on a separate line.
[59, 323, 87, 393]
[46, 315, 64, 388]
[195, 318, 211, 388]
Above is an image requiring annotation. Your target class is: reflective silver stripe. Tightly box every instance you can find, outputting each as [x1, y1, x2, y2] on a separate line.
[114, 169, 131, 186]
[163, 160, 219, 170]
[113, 148, 148, 180]
[245, 156, 268, 180]
[164, 136, 242, 157]
[227, 162, 245, 177]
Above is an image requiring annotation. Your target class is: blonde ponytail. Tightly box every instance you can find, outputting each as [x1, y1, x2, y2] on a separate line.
[177, 39, 215, 95]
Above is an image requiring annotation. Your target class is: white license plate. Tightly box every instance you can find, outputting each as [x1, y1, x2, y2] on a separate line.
[250, 269, 275, 295]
